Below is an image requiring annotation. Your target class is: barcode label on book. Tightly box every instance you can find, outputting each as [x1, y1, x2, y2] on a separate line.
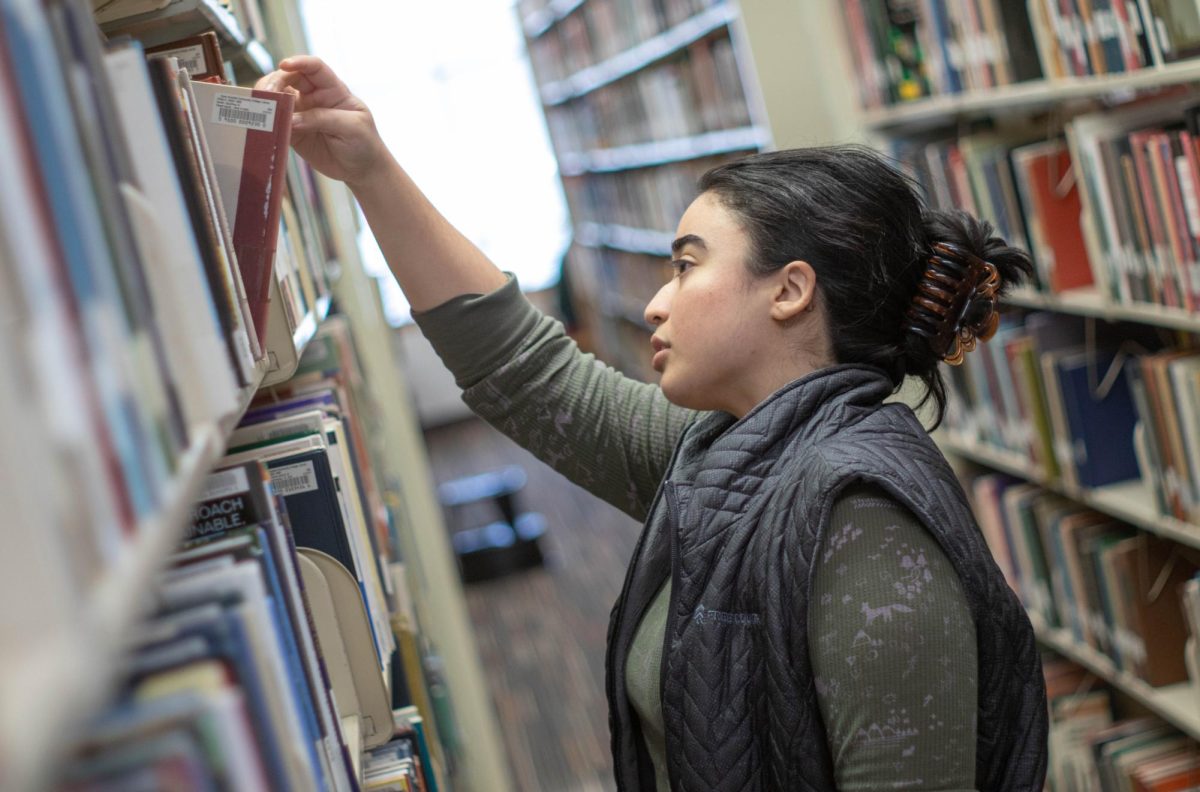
[212, 93, 276, 132]
[153, 44, 206, 74]
[272, 461, 319, 496]
[200, 466, 250, 500]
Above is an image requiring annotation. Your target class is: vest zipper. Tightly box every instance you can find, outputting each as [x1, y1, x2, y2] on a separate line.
[661, 482, 683, 792]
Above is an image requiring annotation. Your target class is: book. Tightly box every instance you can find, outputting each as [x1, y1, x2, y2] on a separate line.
[1053, 348, 1142, 489]
[144, 32, 225, 82]
[188, 80, 294, 350]
[1011, 139, 1097, 293]
[103, 42, 240, 429]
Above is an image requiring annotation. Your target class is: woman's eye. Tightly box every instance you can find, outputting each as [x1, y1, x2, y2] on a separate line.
[670, 259, 692, 277]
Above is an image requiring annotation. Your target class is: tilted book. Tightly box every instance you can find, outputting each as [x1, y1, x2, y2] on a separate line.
[189, 81, 294, 349]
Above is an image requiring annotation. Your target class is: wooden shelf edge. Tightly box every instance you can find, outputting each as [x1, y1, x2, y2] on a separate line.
[935, 432, 1200, 552]
[861, 59, 1200, 132]
[541, 3, 736, 107]
[0, 351, 274, 790]
[1031, 616, 1200, 741]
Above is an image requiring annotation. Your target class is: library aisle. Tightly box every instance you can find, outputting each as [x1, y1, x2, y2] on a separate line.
[423, 418, 641, 792]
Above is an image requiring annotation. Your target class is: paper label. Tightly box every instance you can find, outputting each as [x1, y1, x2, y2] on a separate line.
[212, 93, 276, 132]
[200, 466, 250, 500]
[271, 460, 318, 496]
[153, 44, 206, 74]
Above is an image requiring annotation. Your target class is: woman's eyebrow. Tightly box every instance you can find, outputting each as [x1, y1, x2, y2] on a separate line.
[671, 234, 707, 256]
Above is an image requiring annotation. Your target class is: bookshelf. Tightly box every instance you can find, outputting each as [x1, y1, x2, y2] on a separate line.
[863, 61, 1200, 134]
[0, 358, 269, 792]
[520, 0, 770, 377]
[938, 431, 1200, 553]
[817, 0, 1200, 767]
[0, 0, 511, 788]
[98, 0, 275, 77]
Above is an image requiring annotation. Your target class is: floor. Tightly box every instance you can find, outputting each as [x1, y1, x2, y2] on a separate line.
[422, 417, 643, 792]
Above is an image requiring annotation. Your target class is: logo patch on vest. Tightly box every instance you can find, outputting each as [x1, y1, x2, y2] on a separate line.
[693, 604, 760, 627]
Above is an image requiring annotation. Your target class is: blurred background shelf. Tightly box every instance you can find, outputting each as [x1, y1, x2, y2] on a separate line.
[559, 124, 769, 175]
[541, 2, 737, 106]
[1031, 616, 1200, 741]
[862, 60, 1200, 134]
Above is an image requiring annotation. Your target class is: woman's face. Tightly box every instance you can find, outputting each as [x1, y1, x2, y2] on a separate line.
[644, 191, 799, 417]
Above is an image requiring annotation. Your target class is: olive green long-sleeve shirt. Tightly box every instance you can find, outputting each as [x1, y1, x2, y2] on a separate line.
[413, 275, 978, 790]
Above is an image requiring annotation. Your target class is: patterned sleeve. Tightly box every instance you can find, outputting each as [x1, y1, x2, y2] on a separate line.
[412, 273, 696, 520]
[809, 482, 979, 792]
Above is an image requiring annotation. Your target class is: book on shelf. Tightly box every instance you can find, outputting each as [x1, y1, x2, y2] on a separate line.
[188, 79, 294, 349]
[144, 30, 226, 81]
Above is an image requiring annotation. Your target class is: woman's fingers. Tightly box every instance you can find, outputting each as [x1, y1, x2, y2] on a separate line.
[277, 55, 345, 92]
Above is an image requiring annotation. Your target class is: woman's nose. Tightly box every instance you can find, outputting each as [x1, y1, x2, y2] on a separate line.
[644, 284, 671, 326]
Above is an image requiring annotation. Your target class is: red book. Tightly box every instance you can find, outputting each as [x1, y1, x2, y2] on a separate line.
[1011, 140, 1096, 292]
[188, 81, 294, 348]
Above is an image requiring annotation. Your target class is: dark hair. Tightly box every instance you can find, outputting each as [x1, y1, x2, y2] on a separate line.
[697, 145, 1032, 427]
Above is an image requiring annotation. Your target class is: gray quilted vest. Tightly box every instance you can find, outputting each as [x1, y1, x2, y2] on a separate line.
[604, 364, 1048, 791]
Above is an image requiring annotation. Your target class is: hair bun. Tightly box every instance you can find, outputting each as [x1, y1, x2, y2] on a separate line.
[905, 241, 1002, 366]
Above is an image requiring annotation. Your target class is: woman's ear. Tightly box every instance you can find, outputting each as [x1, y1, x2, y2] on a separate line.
[770, 260, 817, 322]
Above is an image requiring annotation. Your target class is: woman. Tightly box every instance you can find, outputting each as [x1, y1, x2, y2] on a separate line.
[259, 57, 1048, 791]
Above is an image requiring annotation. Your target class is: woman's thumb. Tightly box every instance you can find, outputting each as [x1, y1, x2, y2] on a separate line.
[291, 107, 352, 136]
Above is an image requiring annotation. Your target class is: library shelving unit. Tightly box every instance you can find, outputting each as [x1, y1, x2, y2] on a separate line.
[0, 0, 509, 789]
[828, 1, 1200, 754]
[517, 0, 772, 379]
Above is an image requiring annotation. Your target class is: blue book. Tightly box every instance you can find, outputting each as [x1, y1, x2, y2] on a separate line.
[1054, 350, 1141, 489]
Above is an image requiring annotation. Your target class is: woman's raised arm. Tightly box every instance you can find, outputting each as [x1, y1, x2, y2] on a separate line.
[256, 55, 508, 311]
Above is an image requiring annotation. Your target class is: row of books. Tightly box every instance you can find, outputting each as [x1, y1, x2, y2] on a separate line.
[897, 132, 1096, 296]
[943, 307, 1200, 525]
[1032, 0, 1200, 80]
[899, 96, 1200, 314]
[0, 0, 330, 621]
[970, 472, 1200, 689]
[524, 0, 722, 83]
[838, 0, 1200, 110]
[544, 32, 749, 153]
[54, 318, 447, 791]
[838, 0, 1042, 109]
[1045, 659, 1200, 790]
[1069, 96, 1200, 313]
[561, 152, 736, 232]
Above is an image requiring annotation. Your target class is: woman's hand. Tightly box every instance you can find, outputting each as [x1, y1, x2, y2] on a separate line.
[255, 56, 390, 189]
